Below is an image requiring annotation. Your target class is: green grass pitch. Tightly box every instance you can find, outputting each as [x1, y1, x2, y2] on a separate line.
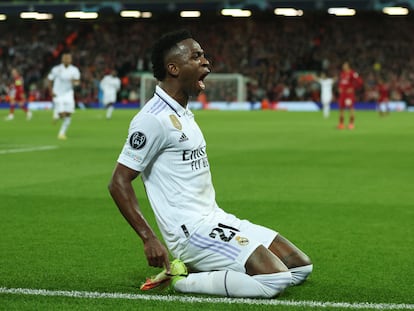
[0, 108, 413, 310]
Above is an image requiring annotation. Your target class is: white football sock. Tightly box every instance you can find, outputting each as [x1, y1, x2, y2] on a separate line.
[59, 116, 71, 136]
[289, 264, 313, 285]
[174, 270, 292, 298]
[323, 105, 330, 118]
[106, 106, 114, 119]
[53, 108, 59, 120]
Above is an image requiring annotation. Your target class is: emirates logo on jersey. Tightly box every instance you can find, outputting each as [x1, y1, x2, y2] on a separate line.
[129, 131, 146, 150]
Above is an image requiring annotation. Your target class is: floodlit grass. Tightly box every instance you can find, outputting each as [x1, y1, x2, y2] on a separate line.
[0, 108, 413, 310]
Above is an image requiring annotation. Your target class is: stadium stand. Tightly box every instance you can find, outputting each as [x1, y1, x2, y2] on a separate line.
[0, 12, 413, 107]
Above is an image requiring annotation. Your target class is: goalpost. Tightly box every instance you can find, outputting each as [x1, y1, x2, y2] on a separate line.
[139, 72, 247, 104]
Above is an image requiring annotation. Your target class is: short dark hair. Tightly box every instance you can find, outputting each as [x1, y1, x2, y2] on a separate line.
[151, 29, 193, 81]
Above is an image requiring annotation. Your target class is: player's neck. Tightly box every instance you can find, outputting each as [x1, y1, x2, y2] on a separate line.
[159, 83, 188, 108]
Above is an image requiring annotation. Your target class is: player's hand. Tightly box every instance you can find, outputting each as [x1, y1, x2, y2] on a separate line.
[143, 238, 171, 273]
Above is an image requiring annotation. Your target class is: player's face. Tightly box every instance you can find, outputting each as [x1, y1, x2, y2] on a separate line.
[342, 62, 350, 71]
[176, 39, 210, 97]
[62, 54, 72, 66]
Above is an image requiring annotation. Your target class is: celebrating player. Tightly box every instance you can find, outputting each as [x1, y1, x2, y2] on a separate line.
[317, 71, 335, 119]
[108, 29, 312, 298]
[47, 53, 81, 140]
[5, 68, 32, 121]
[337, 61, 363, 129]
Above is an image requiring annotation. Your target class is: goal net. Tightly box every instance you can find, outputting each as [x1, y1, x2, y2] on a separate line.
[139, 73, 247, 105]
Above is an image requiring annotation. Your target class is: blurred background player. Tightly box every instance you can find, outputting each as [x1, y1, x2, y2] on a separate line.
[47, 53, 81, 140]
[100, 69, 121, 119]
[376, 76, 390, 116]
[337, 62, 363, 129]
[5, 68, 32, 121]
[316, 71, 335, 118]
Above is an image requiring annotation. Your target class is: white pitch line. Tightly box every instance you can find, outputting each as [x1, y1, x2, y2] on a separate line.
[0, 287, 413, 310]
[0, 145, 58, 155]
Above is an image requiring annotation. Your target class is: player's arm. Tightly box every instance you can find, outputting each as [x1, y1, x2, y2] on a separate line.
[20, 81, 26, 101]
[72, 68, 81, 89]
[47, 79, 55, 97]
[72, 78, 80, 87]
[354, 74, 363, 89]
[72, 78, 81, 94]
[108, 162, 170, 272]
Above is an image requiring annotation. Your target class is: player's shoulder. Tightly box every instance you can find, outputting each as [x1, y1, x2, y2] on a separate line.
[70, 64, 81, 72]
[51, 64, 61, 71]
[129, 108, 164, 136]
[136, 97, 177, 126]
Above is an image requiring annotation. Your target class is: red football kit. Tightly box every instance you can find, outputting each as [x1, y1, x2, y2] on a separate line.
[377, 82, 389, 103]
[338, 69, 361, 108]
[10, 75, 25, 102]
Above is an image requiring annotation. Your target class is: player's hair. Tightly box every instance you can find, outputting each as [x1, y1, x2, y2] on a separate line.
[151, 29, 193, 81]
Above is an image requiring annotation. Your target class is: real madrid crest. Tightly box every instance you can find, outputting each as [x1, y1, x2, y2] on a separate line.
[236, 236, 249, 246]
[169, 114, 182, 130]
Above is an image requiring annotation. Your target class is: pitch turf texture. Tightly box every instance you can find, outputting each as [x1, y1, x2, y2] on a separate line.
[0, 109, 413, 311]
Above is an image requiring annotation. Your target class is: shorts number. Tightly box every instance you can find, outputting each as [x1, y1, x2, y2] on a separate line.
[208, 223, 239, 242]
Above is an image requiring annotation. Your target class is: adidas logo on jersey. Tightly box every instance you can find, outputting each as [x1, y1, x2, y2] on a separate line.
[179, 133, 189, 142]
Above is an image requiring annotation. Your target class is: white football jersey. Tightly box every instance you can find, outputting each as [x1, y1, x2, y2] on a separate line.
[100, 74, 121, 105]
[319, 78, 334, 103]
[48, 64, 80, 96]
[117, 86, 217, 250]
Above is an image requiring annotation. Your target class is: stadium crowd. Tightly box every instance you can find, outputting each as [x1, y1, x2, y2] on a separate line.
[0, 13, 413, 106]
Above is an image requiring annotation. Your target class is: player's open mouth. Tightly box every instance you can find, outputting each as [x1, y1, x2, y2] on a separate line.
[198, 72, 209, 90]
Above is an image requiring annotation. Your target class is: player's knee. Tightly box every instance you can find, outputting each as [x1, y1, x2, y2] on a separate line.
[301, 253, 312, 266]
[252, 271, 292, 298]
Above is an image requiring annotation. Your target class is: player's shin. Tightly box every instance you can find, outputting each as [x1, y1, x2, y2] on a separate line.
[173, 270, 292, 298]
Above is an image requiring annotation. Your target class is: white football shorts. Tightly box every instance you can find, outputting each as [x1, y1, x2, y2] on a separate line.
[54, 92, 75, 114]
[379, 102, 388, 112]
[173, 208, 278, 273]
[102, 93, 117, 106]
